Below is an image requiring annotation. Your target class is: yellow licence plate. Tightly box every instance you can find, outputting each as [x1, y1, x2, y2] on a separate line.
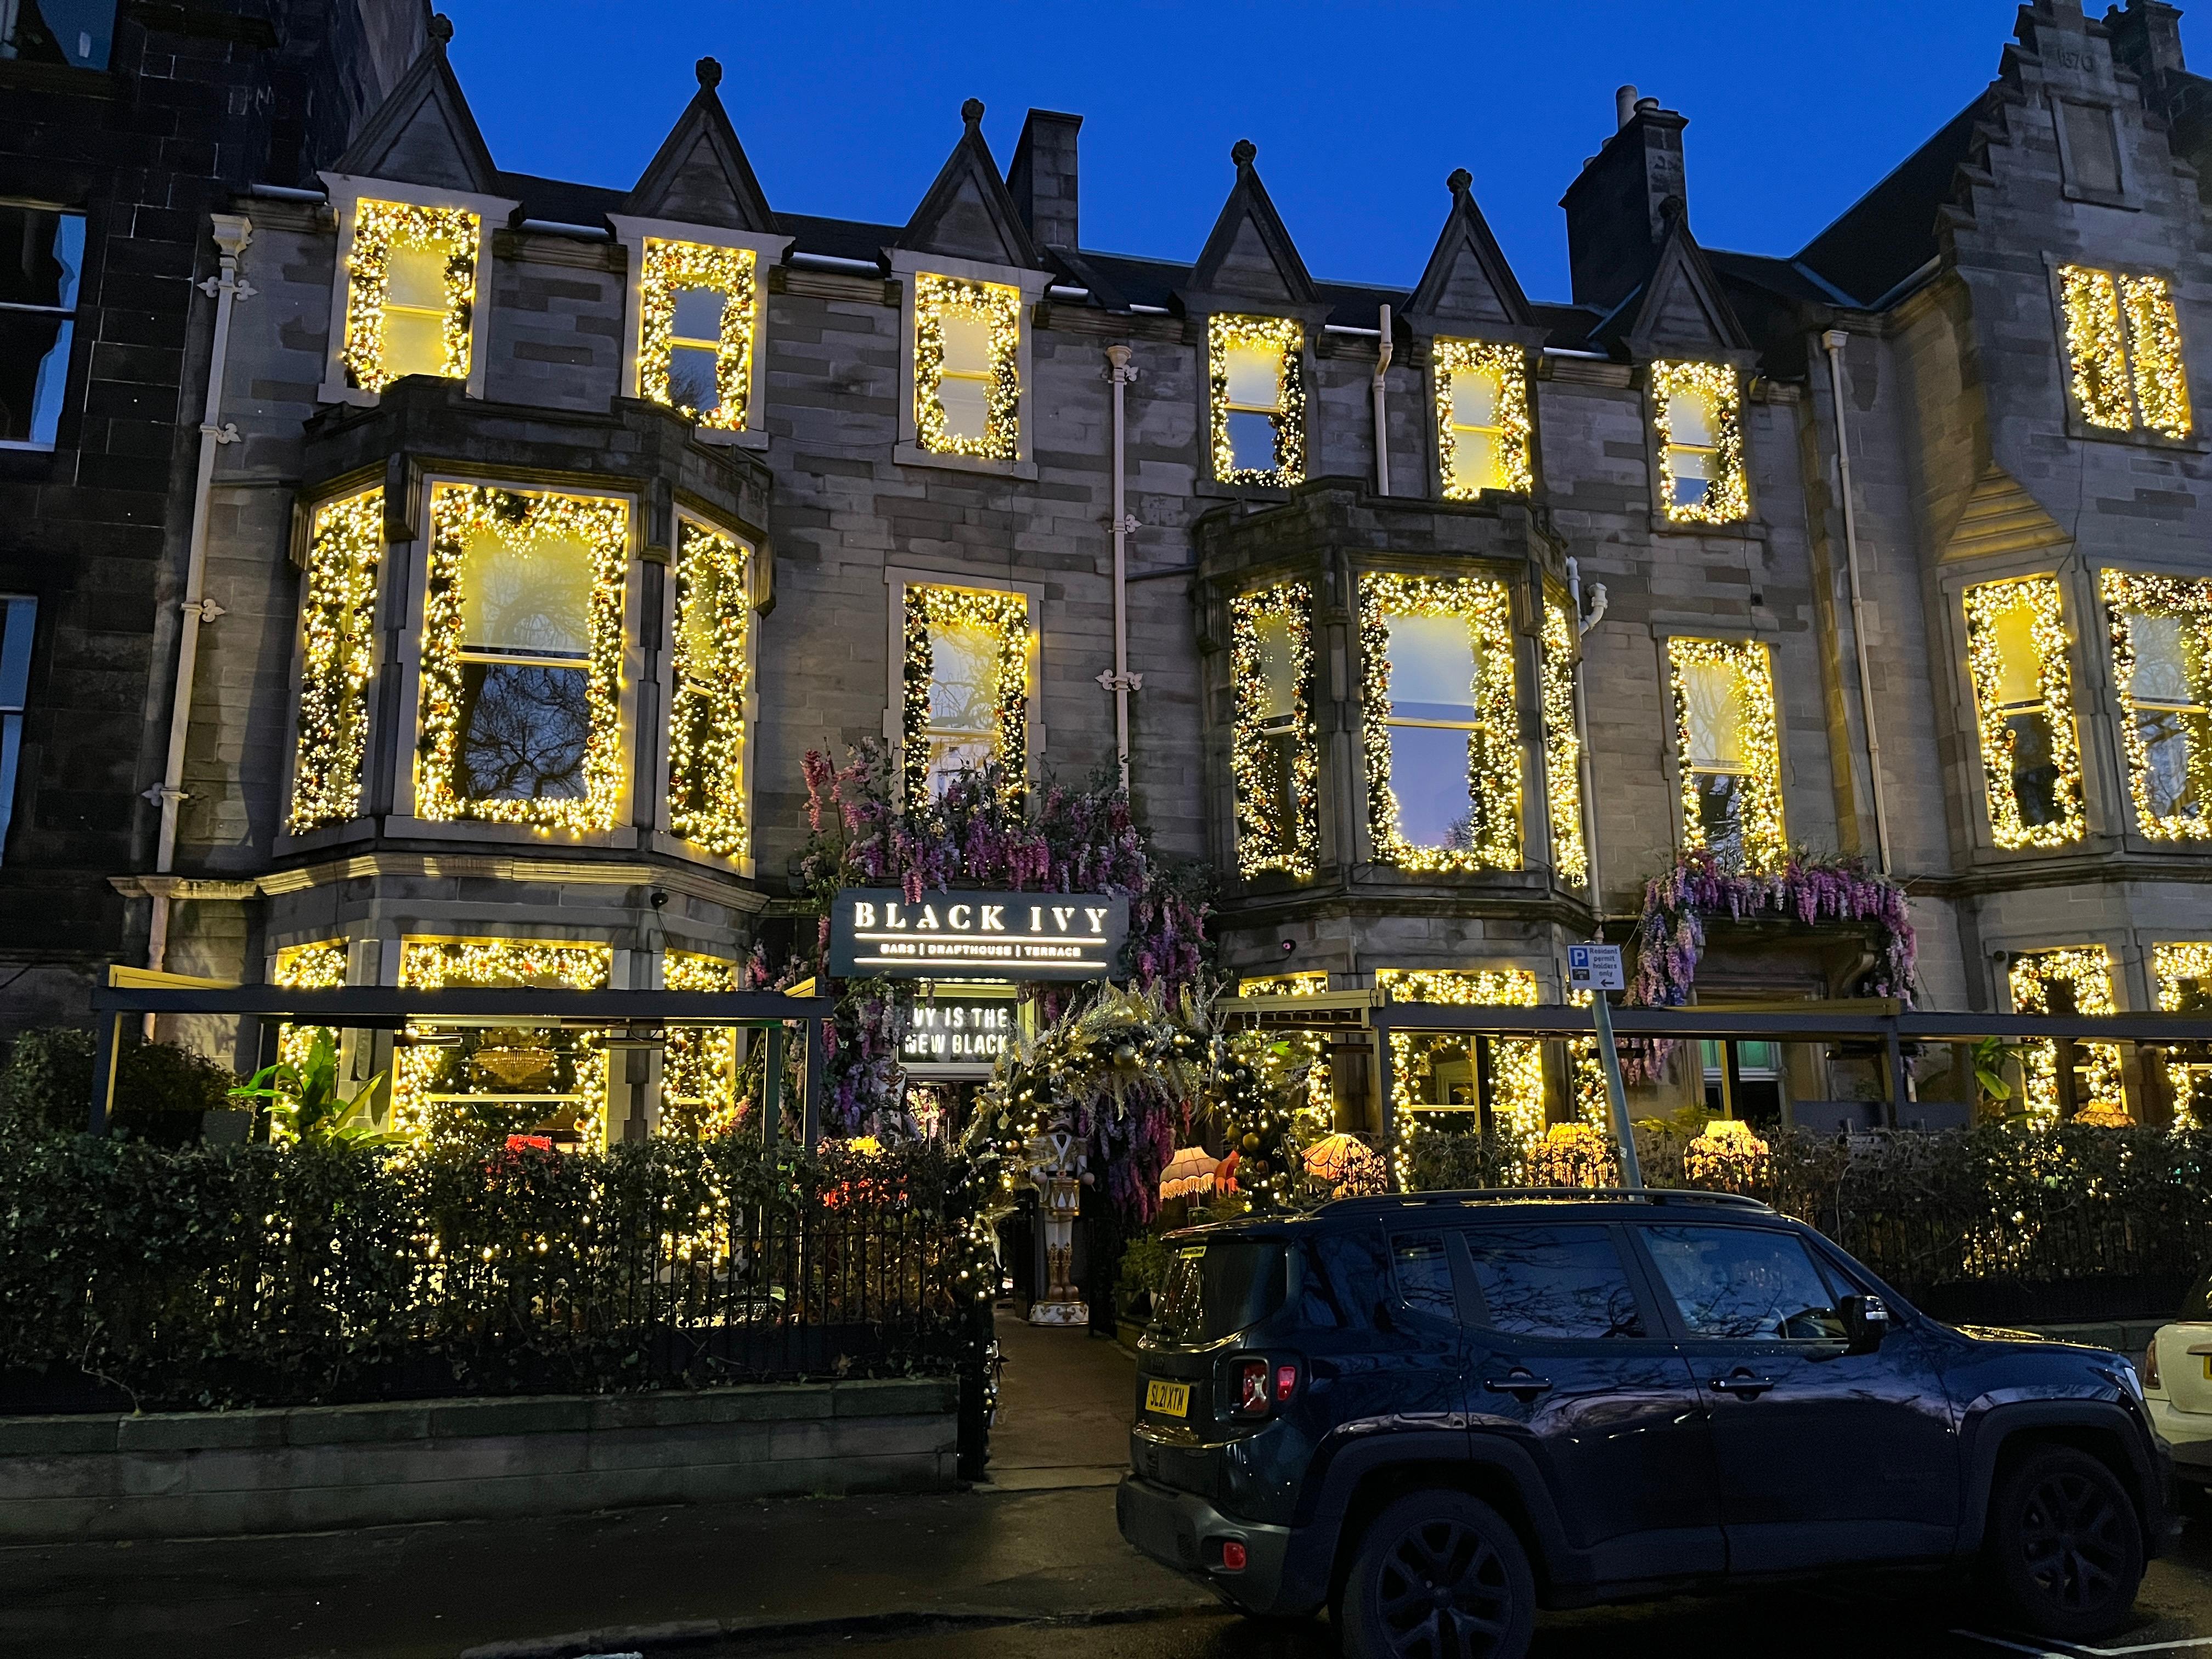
[1146, 1379, 1190, 1418]
[2202, 1354, 2211, 1381]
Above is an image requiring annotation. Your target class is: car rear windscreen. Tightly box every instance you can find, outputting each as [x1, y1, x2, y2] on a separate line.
[1154, 1240, 1286, 1343]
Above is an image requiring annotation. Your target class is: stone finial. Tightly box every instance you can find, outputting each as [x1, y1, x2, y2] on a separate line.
[427, 13, 453, 42]
[696, 57, 723, 89]
[1447, 167, 1472, 195]
[1231, 138, 1257, 169]
[962, 97, 985, 126]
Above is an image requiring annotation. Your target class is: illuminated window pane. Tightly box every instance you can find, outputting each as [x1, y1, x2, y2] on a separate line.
[459, 529, 592, 658]
[386, 246, 448, 312]
[1226, 410, 1277, 473]
[669, 287, 726, 344]
[1224, 345, 1283, 410]
[2130, 611, 2192, 704]
[1669, 389, 1716, 448]
[1668, 445, 1713, 510]
[937, 375, 990, 443]
[1254, 613, 1299, 724]
[1386, 613, 1477, 721]
[927, 619, 997, 734]
[1988, 604, 2044, 706]
[2135, 708, 2211, 822]
[1451, 368, 1498, 429]
[455, 663, 590, 800]
[381, 308, 445, 381]
[940, 311, 991, 376]
[1449, 427, 1500, 494]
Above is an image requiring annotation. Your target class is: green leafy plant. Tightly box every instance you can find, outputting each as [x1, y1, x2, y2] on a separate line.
[0, 1026, 240, 1144]
[229, 1030, 397, 1144]
[1971, 1035, 2030, 1111]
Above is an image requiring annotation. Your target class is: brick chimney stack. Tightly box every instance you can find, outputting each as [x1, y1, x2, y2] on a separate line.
[2107, 0, 2187, 97]
[1008, 109, 1082, 252]
[1560, 87, 1690, 313]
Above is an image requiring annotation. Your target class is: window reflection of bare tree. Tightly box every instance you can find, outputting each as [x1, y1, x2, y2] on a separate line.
[457, 664, 589, 799]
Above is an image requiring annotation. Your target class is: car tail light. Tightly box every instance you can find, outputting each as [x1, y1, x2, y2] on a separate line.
[1276, 1362, 1298, 1402]
[1219, 1539, 1248, 1572]
[2145, 1338, 2163, 1390]
[1233, 1358, 1270, 1417]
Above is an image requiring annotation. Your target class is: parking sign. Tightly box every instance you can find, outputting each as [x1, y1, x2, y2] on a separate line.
[1567, 944, 1624, 992]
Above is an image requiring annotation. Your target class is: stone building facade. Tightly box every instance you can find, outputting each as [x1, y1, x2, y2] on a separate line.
[12, 0, 2212, 1135]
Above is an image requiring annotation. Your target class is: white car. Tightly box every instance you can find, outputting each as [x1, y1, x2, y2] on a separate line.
[2145, 1297, 2212, 1495]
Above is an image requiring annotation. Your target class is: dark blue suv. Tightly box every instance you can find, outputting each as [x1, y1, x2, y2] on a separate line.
[1116, 1189, 2172, 1659]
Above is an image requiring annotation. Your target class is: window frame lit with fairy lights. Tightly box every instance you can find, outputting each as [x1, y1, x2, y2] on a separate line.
[888, 250, 1048, 477]
[1357, 570, 1523, 875]
[1539, 595, 1588, 887]
[611, 217, 791, 447]
[2051, 261, 2194, 444]
[2006, 944, 2129, 1125]
[316, 175, 514, 407]
[1647, 359, 1750, 526]
[662, 512, 758, 868]
[1664, 635, 1787, 873]
[2154, 940, 2212, 1126]
[2101, 569, 2212, 843]
[1430, 338, 1533, 501]
[283, 484, 387, 839]
[885, 566, 1042, 811]
[406, 478, 637, 839]
[1228, 578, 1321, 881]
[1208, 312, 1307, 488]
[1961, 574, 2087, 851]
[1378, 967, 1549, 1187]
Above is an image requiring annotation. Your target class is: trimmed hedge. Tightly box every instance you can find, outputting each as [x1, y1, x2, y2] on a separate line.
[1408, 1122, 2212, 1323]
[0, 1026, 240, 1145]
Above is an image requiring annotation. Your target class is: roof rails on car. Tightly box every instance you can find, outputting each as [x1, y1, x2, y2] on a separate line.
[1321, 1188, 1775, 1212]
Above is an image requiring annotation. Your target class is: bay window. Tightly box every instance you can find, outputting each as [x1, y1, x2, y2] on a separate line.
[416, 484, 629, 831]
[667, 518, 753, 859]
[1209, 314, 1305, 486]
[286, 488, 384, 834]
[1962, 576, 2085, 849]
[1359, 572, 1521, 872]
[1230, 580, 1318, 879]
[2102, 570, 2212, 839]
[1667, 637, 1785, 872]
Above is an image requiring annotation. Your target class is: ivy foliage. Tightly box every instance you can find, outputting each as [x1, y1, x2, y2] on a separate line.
[0, 1135, 984, 1414]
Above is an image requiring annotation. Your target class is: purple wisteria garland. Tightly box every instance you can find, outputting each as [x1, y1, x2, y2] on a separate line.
[796, 742, 1211, 1131]
[1621, 850, 1917, 1084]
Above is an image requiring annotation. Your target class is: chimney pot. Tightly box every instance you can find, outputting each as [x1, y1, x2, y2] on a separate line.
[1615, 85, 1639, 129]
[1635, 96, 1661, 116]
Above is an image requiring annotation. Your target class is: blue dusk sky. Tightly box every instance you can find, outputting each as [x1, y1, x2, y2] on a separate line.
[442, 1, 2209, 304]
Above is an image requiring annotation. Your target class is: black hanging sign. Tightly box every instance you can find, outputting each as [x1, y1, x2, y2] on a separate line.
[828, 889, 1127, 981]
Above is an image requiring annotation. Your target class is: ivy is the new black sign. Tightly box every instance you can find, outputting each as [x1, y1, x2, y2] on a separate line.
[827, 889, 1127, 981]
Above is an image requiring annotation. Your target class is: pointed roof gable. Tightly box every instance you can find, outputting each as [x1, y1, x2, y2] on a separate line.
[1402, 167, 1538, 340]
[896, 99, 1042, 269]
[623, 58, 775, 233]
[1181, 140, 1322, 317]
[1601, 209, 1754, 360]
[328, 16, 500, 195]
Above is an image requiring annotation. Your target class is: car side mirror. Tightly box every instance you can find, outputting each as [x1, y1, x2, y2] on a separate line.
[1839, 1293, 1890, 1355]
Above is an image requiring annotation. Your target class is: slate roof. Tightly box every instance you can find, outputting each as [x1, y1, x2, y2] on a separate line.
[1794, 98, 1983, 308]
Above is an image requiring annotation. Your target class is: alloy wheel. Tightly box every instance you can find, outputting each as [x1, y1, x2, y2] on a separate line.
[1372, 1514, 1515, 1658]
[2016, 1468, 2129, 1613]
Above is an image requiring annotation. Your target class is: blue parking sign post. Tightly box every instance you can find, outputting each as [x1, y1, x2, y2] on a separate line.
[1567, 944, 1641, 1190]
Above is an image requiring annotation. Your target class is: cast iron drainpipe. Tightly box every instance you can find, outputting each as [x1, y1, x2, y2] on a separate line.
[1371, 304, 1392, 495]
[1821, 328, 1894, 874]
[1567, 557, 1608, 911]
[1099, 345, 1141, 790]
[144, 213, 255, 1006]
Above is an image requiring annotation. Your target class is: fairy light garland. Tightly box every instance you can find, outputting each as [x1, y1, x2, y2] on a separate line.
[393, 939, 613, 1147]
[416, 484, 630, 832]
[668, 521, 751, 858]
[1432, 338, 1533, 499]
[342, 199, 478, 394]
[1667, 636, 1786, 872]
[1963, 577, 2085, 850]
[1380, 968, 1545, 1188]
[1650, 360, 1748, 524]
[2007, 946, 2127, 1124]
[914, 273, 1022, 460]
[2100, 569, 2212, 841]
[1229, 581, 1319, 879]
[1359, 573, 1520, 873]
[1209, 314, 1306, 486]
[274, 939, 349, 1070]
[287, 488, 384, 833]
[663, 949, 743, 1138]
[638, 239, 757, 429]
[2154, 941, 2212, 1124]
[1541, 599, 1588, 886]
[901, 585, 1030, 810]
[2120, 274, 2194, 439]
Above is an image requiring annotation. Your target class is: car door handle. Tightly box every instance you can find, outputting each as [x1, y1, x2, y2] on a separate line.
[1708, 1373, 1776, 1397]
[1482, 1374, 1554, 1398]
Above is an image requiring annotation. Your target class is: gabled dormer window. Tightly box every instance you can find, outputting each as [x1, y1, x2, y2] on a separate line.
[342, 200, 479, 393]
[639, 240, 758, 429]
[1649, 360, 1747, 524]
[2057, 264, 2192, 440]
[1209, 314, 1305, 486]
[915, 273, 1019, 458]
[1432, 339, 1531, 499]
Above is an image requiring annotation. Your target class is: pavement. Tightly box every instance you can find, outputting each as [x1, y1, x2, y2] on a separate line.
[5, 1309, 2212, 1659]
